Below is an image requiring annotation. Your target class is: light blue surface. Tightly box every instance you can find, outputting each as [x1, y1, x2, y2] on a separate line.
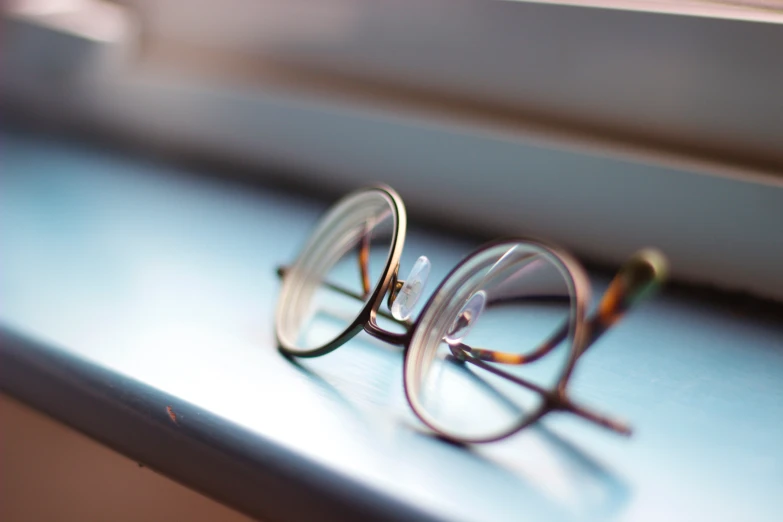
[1, 130, 782, 521]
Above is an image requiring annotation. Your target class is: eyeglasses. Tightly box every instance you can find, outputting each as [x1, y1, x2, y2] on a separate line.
[275, 186, 667, 443]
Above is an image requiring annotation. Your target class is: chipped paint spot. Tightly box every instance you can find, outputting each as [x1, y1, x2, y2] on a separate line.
[166, 406, 178, 425]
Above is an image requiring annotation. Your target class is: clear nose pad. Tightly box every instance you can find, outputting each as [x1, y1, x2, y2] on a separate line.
[391, 256, 431, 321]
[445, 290, 487, 345]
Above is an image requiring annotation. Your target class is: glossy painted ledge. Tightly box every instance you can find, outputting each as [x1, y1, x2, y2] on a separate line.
[0, 328, 442, 522]
[1, 129, 782, 522]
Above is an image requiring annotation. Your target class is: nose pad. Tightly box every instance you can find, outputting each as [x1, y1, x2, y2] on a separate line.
[445, 290, 487, 345]
[390, 256, 431, 321]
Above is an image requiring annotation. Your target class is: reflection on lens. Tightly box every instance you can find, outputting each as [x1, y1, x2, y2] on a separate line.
[276, 189, 401, 354]
[405, 242, 580, 442]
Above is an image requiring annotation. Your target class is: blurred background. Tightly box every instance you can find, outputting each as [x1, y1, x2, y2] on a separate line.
[4, 0, 783, 301]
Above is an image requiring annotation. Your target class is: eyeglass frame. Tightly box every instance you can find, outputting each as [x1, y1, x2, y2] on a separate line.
[275, 185, 667, 443]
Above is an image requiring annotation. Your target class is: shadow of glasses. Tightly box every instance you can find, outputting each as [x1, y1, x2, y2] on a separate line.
[278, 339, 630, 519]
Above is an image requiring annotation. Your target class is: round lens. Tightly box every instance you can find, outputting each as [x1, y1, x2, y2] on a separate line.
[404, 241, 588, 442]
[276, 187, 404, 355]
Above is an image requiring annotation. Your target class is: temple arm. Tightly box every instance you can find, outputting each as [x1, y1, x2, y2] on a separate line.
[580, 248, 668, 354]
[454, 248, 669, 365]
[358, 224, 372, 297]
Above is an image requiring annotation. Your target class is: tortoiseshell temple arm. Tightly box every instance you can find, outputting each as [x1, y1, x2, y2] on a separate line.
[457, 249, 669, 365]
[451, 310, 567, 365]
[582, 248, 668, 353]
[358, 225, 372, 297]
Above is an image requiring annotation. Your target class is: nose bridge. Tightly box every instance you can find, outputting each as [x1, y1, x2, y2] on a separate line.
[364, 314, 411, 346]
